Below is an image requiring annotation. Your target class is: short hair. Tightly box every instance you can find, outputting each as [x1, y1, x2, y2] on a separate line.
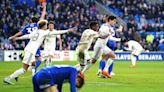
[31, 16, 38, 23]
[89, 21, 98, 29]
[76, 75, 84, 88]
[49, 21, 54, 25]
[121, 37, 129, 43]
[37, 19, 48, 28]
[103, 14, 110, 22]
[108, 16, 116, 21]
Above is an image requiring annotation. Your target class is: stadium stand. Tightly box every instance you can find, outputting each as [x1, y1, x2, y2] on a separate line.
[0, 0, 163, 51]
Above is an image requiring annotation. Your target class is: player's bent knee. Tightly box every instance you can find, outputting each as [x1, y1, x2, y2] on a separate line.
[45, 85, 58, 92]
[108, 52, 116, 59]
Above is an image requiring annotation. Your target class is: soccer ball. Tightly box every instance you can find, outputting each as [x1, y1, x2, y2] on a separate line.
[39, 0, 46, 4]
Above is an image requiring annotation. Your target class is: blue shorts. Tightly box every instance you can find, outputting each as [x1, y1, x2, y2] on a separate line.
[32, 69, 55, 92]
[35, 48, 41, 57]
[107, 40, 116, 51]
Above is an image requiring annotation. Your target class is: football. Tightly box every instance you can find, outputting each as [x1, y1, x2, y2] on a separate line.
[39, 0, 46, 4]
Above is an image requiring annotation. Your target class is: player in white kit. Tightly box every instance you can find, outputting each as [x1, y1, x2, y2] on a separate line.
[82, 16, 121, 78]
[122, 39, 144, 68]
[3, 20, 74, 84]
[43, 21, 63, 67]
[75, 21, 100, 73]
[97, 15, 123, 77]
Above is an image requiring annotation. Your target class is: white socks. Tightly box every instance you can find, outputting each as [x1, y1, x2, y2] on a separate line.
[131, 55, 136, 66]
[9, 68, 26, 80]
[82, 62, 92, 74]
[104, 59, 113, 72]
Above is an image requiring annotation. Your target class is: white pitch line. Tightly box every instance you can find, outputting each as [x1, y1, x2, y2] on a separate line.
[86, 82, 124, 86]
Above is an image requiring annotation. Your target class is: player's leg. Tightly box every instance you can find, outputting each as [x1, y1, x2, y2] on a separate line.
[97, 55, 107, 76]
[75, 51, 85, 71]
[47, 55, 53, 66]
[82, 46, 102, 74]
[81, 51, 90, 73]
[45, 85, 58, 92]
[130, 50, 141, 68]
[4, 51, 33, 84]
[35, 49, 42, 71]
[107, 40, 116, 75]
[102, 47, 115, 78]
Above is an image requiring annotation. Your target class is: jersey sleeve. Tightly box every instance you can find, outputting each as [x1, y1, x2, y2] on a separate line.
[21, 26, 28, 35]
[69, 69, 77, 92]
[49, 30, 68, 35]
[98, 26, 110, 38]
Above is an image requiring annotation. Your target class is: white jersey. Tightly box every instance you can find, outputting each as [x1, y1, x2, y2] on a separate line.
[78, 29, 99, 51]
[44, 29, 60, 51]
[94, 23, 111, 47]
[127, 40, 143, 51]
[22, 29, 68, 55]
[24, 29, 49, 54]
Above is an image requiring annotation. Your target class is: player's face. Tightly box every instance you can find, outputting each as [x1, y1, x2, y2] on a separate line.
[124, 42, 128, 47]
[93, 24, 99, 31]
[49, 24, 54, 31]
[109, 19, 116, 26]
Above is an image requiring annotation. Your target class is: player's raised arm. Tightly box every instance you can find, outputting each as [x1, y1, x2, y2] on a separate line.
[9, 31, 23, 41]
[39, 2, 46, 20]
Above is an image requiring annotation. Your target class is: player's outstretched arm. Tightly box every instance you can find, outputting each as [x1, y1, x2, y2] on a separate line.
[17, 34, 30, 40]
[39, 2, 46, 20]
[9, 31, 23, 40]
[50, 28, 75, 35]
[109, 36, 121, 42]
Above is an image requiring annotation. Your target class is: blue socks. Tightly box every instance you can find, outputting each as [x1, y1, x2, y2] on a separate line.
[99, 60, 106, 70]
[99, 57, 114, 74]
[108, 62, 113, 74]
[35, 60, 41, 72]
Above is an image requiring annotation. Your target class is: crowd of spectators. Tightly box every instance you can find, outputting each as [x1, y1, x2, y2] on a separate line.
[98, 0, 164, 51]
[0, 0, 102, 50]
[0, 0, 163, 51]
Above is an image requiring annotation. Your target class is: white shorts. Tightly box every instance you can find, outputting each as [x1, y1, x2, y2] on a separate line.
[93, 45, 112, 60]
[23, 51, 34, 65]
[132, 50, 142, 56]
[76, 47, 90, 65]
[44, 49, 54, 57]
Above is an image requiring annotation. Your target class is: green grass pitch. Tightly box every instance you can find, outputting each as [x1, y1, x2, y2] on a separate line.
[0, 61, 164, 92]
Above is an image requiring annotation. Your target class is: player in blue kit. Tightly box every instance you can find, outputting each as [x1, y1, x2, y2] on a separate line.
[9, 2, 47, 75]
[32, 65, 84, 92]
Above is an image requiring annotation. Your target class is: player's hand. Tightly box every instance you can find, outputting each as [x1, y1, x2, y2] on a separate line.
[68, 28, 75, 33]
[41, 2, 46, 8]
[12, 37, 18, 42]
[9, 36, 14, 40]
[117, 38, 121, 42]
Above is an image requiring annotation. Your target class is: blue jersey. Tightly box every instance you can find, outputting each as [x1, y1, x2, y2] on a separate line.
[32, 65, 78, 92]
[21, 23, 41, 56]
[107, 26, 117, 50]
[22, 23, 38, 45]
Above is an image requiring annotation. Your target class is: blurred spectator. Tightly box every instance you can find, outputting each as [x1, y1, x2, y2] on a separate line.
[146, 34, 154, 43]
[0, 0, 163, 51]
[158, 40, 164, 51]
